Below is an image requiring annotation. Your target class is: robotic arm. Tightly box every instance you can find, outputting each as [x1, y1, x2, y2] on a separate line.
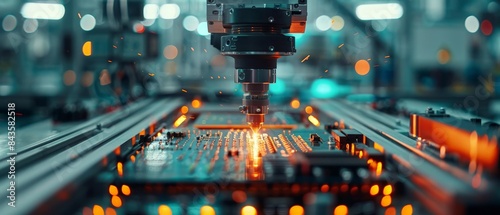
[207, 0, 308, 133]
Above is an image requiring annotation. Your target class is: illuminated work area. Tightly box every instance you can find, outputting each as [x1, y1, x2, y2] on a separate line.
[1, 0, 500, 215]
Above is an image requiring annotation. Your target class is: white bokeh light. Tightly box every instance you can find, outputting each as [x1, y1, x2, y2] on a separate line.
[315, 15, 332, 31]
[331, 16, 345, 31]
[197, 21, 210, 36]
[183, 15, 199, 32]
[143, 4, 159, 20]
[464, 16, 479, 33]
[23, 19, 38, 33]
[80, 14, 96, 31]
[2, 15, 17, 32]
[160, 4, 180, 20]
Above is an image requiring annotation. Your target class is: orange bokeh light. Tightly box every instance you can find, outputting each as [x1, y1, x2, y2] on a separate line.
[355, 60, 370, 76]
[334, 205, 348, 215]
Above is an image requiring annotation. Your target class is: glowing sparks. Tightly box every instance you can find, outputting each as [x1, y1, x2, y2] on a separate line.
[148, 73, 155, 76]
[77, 13, 82, 19]
[182, 89, 188, 93]
[191, 47, 195, 52]
[301, 55, 310, 63]
[338, 43, 344, 48]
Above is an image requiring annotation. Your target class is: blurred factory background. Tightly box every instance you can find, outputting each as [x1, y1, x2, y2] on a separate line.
[0, 0, 499, 124]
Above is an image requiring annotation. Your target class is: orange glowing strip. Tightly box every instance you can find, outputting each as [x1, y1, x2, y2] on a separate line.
[308, 115, 321, 127]
[130, 155, 136, 163]
[139, 129, 146, 136]
[117, 162, 123, 176]
[374, 142, 384, 153]
[417, 116, 498, 172]
[411, 114, 417, 137]
[173, 115, 187, 128]
[195, 124, 297, 130]
[376, 162, 383, 176]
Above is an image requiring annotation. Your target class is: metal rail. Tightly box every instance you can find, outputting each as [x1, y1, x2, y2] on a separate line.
[0, 98, 182, 215]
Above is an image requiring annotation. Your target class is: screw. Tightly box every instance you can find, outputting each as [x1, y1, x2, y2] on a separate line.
[268, 46, 274, 51]
[229, 8, 234, 14]
[239, 106, 247, 113]
[438, 107, 446, 114]
[238, 71, 245, 80]
[256, 108, 261, 113]
[285, 11, 291, 16]
[268, 16, 274, 23]
[426, 107, 434, 114]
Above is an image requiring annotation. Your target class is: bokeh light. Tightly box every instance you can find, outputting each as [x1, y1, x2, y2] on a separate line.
[315, 15, 332, 31]
[197, 22, 210, 36]
[289, 205, 304, 215]
[200, 205, 216, 215]
[241, 205, 257, 215]
[82, 41, 92, 56]
[2, 15, 17, 32]
[355, 60, 370, 76]
[158, 205, 172, 215]
[183, 15, 199, 32]
[80, 14, 96, 31]
[464, 16, 479, 33]
[160, 4, 180, 20]
[481, 20, 493, 36]
[331, 16, 345, 31]
[163, 45, 178, 60]
[437, 49, 451, 64]
[333, 205, 348, 215]
[143, 4, 159, 19]
[23, 19, 38, 33]
[63, 70, 76, 86]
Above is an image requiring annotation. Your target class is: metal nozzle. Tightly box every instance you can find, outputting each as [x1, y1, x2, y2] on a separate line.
[240, 83, 269, 133]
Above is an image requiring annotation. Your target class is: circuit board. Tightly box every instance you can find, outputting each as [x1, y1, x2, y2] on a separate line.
[74, 109, 421, 215]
